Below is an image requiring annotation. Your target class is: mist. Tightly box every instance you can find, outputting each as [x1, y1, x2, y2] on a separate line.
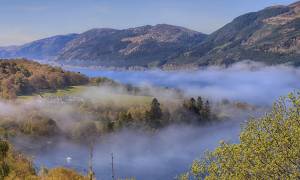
[13, 123, 245, 180]
[67, 61, 300, 105]
[1, 60, 299, 179]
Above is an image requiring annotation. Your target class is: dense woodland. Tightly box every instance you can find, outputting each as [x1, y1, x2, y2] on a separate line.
[0, 59, 89, 99]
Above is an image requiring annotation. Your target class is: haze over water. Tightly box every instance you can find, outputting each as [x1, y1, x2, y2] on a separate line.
[12, 61, 300, 179]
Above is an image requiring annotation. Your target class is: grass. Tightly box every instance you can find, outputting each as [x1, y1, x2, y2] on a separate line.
[18, 86, 88, 100]
[17, 86, 153, 106]
[96, 93, 152, 107]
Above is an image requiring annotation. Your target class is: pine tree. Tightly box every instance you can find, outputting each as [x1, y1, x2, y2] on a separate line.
[188, 98, 198, 114]
[196, 96, 203, 115]
[146, 98, 163, 128]
[203, 100, 211, 120]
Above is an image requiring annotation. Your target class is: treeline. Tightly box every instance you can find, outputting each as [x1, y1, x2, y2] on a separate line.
[0, 59, 89, 99]
[0, 96, 214, 142]
[71, 96, 214, 142]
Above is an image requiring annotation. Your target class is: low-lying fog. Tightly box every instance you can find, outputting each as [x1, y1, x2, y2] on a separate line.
[15, 124, 242, 180]
[67, 61, 300, 105]
[6, 61, 300, 179]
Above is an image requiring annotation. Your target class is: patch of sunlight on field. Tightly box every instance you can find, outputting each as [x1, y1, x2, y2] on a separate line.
[18, 86, 153, 106]
[18, 86, 88, 100]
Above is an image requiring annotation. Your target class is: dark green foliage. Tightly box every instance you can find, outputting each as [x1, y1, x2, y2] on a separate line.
[196, 97, 203, 113]
[0, 140, 9, 179]
[183, 96, 212, 123]
[145, 98, 163, 128]
[0, 141, 8, 160]
[116, 112, 134, 128]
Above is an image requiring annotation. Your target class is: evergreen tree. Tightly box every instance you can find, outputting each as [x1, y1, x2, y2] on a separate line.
[146, 98, 163, 128]
[196, 96, 203, 115]
[117, 112, 134, 128]
[188, 98, 198, 114]
[203, 100, 211, 120]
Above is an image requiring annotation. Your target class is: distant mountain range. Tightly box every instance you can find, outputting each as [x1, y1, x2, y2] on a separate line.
[0, 1, 299, 68]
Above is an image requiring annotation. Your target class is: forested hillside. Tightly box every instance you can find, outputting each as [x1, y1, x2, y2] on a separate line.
[177, 1, 300, 66]
[0, 59, 89, 99]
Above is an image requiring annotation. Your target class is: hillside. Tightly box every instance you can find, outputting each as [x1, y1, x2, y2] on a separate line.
[0, 34, 78, 60]
[0, 59, 88, 99]
[0, 24, 206, 67]
[57, 24, 206, 67]
[175, 1, 300, 66]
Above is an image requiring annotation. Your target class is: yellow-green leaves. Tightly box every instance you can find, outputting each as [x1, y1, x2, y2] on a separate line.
[181, 93, 300, 179]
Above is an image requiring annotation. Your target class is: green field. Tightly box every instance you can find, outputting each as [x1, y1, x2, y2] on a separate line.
[17, 85, 153, 106]
[18, 86, 88, 100]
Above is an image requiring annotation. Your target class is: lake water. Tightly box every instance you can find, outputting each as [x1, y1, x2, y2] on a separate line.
[15, 124, 241, 180]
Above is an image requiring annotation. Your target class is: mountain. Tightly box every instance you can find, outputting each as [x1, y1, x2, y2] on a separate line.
[57, 24, 206, 67]
[174, 1, 300, 66]
[0, 24, 206, 67]
[0, 1, 299, 68]
[0, 34, 78, 60]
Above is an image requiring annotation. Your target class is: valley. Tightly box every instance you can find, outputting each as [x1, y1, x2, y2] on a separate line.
[0, 1, 300, 179]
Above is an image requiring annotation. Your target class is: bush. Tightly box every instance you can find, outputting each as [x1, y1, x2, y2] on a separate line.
[20, 114, 59, 136]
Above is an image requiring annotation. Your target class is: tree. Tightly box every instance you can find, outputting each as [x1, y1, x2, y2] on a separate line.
[180, 93, 300, 179]
[0, 140, 9, 178]
[202, 100, 211, 120]
[196, 97, 203, 114]
[145, 98, 163, 128]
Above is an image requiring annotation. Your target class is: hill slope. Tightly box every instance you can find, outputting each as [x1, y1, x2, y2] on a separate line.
[56, 24, 206, 67]
[0, 59, 88, 99]
[0, 25, 206, 67]
[176, 1, 300, 66]
[0, 34, 78, 60]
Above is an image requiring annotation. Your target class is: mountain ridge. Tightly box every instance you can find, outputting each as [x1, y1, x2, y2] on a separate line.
[0, 1, 299, 68]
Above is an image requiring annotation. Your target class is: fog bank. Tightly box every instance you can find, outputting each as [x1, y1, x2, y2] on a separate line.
[67, 61, 300, 105]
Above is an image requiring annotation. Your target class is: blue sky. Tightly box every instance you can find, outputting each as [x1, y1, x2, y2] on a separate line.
[0, 0, 296, 46]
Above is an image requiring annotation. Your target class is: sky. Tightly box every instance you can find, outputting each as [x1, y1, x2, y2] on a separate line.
[0, 0, 296, 46]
